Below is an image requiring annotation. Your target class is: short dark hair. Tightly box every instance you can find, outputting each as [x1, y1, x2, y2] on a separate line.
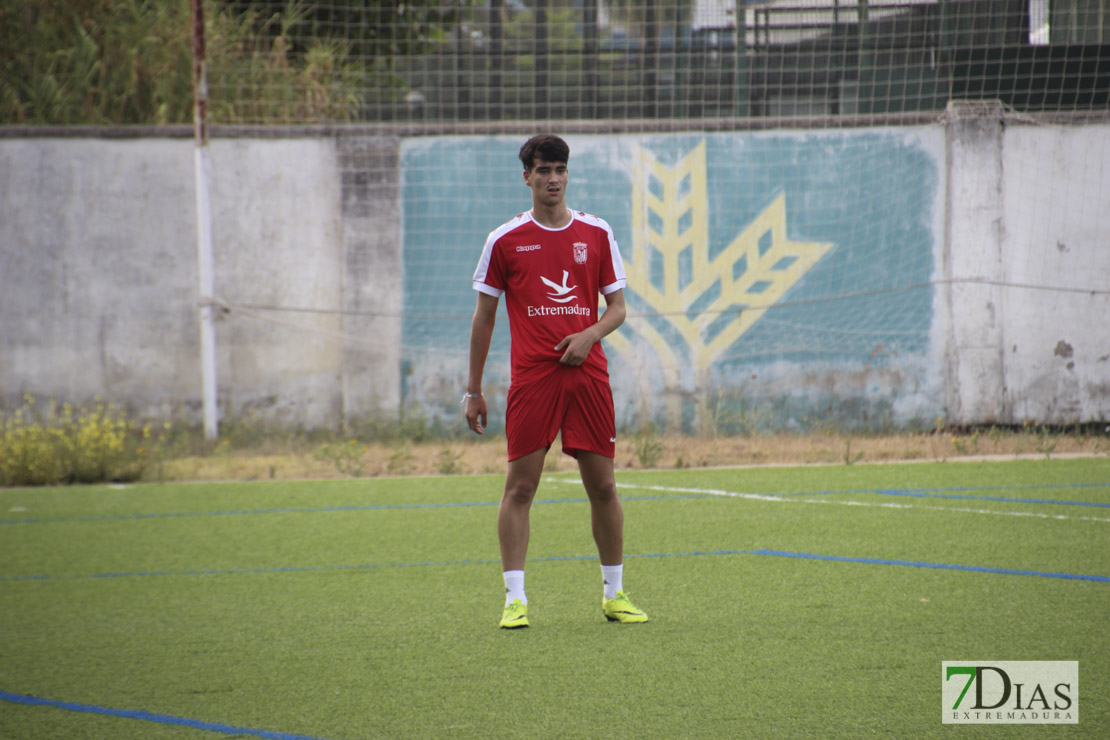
[519, 134, 570, 171]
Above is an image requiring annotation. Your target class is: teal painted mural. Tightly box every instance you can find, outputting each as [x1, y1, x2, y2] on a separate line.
[401, 131, 943, 431]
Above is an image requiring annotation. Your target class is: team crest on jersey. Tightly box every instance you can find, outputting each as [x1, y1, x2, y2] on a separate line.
[573, 241, 588, 264]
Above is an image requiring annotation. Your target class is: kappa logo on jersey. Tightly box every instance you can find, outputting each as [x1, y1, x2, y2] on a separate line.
[573, 241, 588, 264]
[540, 271, 578, 304]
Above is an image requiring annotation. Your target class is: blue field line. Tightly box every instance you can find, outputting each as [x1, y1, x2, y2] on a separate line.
[0, 557, 507, 582]
[744, 549, 1110, 583]
[751, 483, 1110, 509]
[0, 690, 330, 739]
[0, 493, 708, 526]
[3, 549, 1106, 584]
[873, 488, 1110, 508]
[770, 481, 1110, 500]
[6, 480, 1108, 526]
[903, 483, 1110, 494]
[0, 500, 500, 526]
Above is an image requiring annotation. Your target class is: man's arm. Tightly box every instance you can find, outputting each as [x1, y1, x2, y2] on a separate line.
[554, 288, 626, 366]
[465, 291, 499, 433]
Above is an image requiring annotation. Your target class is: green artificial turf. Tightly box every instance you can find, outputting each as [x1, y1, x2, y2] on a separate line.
[1, 458, 1108, 738]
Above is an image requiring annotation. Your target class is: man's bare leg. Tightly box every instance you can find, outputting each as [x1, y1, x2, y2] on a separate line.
[577, 451, 623, 566]
[497, 447, 547, 571]
[578, 451, 648, 622]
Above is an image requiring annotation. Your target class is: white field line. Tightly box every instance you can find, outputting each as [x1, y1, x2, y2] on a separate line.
[544, 479, 1110, 524]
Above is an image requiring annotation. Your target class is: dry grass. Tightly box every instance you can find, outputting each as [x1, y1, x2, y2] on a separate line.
[152, 428, 1110, 483]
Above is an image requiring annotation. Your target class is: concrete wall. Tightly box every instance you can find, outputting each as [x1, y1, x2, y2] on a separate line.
[1001, 125, 1110, 424]
[0, 135, 402, 427]
[1, 139, 198, 417]
[943, 112, 1110, 424]
[1, 116, 1107, 431]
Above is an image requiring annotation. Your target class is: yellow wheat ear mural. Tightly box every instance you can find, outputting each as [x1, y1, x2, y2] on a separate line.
[606, 140, 834, 423]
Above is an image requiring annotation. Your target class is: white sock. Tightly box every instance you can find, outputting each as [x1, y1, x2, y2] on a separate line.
[503, 570, 526, 606]
[601, 564, 623, 600]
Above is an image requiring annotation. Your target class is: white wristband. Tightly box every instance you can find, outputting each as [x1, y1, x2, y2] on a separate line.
[461, 392, 483, 404]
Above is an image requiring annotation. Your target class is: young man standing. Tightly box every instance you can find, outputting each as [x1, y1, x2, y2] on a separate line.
[464, 134, 648, 629]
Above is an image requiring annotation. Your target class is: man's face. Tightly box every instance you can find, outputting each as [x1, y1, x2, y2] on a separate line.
[524, 157, 568, 208]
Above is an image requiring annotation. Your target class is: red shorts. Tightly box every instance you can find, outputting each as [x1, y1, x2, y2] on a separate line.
[505, 365, 616, 461]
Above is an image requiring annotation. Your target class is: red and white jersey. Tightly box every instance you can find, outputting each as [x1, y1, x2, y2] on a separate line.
[473, 209, 626, 385]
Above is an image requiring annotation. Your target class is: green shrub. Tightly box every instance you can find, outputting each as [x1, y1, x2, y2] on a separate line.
[0, 0, 367, 125]
[0, 396, 167, 486]
[634, 423, 664, 468]
[313, 439, 365, 477]
[436, 447, 463, 475]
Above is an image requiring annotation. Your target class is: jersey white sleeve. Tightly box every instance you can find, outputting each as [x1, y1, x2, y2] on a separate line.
[471, 235, 503, 297]
[578, 212, 627, 295]
[472, 215, 526, 297]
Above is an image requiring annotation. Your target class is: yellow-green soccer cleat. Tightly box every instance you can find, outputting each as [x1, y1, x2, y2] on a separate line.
[499, 599, 529, 629]
[603, 591, 648, 623]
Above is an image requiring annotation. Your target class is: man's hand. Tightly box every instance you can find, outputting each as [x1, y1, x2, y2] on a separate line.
[555, 290, 625, 366]
[465, 292, 498, 435]
[555, 328, 599, 366]
[465, 395, 488, 434]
